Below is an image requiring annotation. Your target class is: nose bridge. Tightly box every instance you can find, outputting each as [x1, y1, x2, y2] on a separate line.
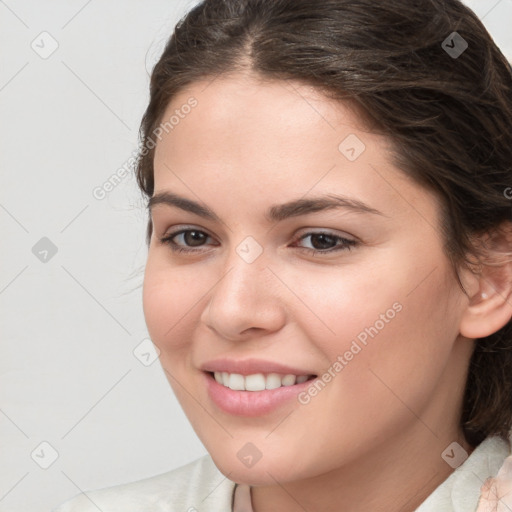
[201, 235, 286, 337]
[218, 235, 272, 301]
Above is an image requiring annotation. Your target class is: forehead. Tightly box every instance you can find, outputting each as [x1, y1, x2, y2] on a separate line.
[154, 73, 377, 182]
[152, 73, 441, 229]
[159, 72, 369, 145]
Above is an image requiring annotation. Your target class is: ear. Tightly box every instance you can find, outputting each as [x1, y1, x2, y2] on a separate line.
[459, 222, 512, 339]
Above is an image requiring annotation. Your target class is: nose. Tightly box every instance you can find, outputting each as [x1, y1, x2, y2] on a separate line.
[200, 251, 287, 341]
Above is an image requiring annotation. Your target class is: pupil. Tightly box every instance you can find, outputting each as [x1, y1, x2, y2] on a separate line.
[312, 234, 334, 249]
[186, 231, 205, 246]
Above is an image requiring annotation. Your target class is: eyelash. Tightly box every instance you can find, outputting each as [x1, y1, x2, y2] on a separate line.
[158, 228, 358, 256]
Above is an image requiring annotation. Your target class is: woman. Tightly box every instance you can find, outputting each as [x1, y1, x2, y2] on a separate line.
[54, 0, 512, 510]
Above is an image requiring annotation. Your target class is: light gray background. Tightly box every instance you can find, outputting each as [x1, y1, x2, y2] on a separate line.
[1, 1, 511, 511]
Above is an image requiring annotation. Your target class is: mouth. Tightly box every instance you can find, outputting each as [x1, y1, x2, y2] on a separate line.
[203, 370, 318, 416]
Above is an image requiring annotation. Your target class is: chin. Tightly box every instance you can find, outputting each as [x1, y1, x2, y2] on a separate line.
[211, 457, 285, 485]
[208, 447, 312, 486]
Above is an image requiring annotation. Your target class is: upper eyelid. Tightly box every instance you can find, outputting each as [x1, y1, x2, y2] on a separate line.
[160, 229, 357, 259]
[162, 226, 355, 244]
[162, 225, 216, 239]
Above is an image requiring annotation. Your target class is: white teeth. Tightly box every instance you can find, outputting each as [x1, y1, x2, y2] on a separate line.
[228, 373, 245, 391]
[212, 371, 312, 391]
[282, 374, 297, 386]
[245, 373, 266, 391]
[266, 373, 282, 389]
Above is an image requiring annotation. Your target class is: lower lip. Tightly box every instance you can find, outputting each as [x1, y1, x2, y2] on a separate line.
[203, 372, 316, 417]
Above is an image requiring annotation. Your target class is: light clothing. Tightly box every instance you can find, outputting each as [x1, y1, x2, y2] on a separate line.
[53, 435, 511, 512]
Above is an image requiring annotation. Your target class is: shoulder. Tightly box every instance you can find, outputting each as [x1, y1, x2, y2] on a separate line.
[52, 454, 236, 512]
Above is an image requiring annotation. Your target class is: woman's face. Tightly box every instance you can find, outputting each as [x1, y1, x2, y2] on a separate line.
[144, 72, 474, 484]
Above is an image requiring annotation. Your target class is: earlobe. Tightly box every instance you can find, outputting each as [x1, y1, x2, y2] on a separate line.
[459, 248, 512, 340]
[460, 287, 512, 340]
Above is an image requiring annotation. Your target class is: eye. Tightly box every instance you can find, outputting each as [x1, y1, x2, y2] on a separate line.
[291, 231, 357, 255]
[159, 228, 215, 254]
[158, 228, 358, 256]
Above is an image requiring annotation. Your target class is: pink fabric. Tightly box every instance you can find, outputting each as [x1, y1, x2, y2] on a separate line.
[233, 484, 253, 512]
[476, 454, 512, 512]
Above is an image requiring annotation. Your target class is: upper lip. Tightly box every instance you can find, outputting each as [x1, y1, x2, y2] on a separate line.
[200, 358, 316, 376]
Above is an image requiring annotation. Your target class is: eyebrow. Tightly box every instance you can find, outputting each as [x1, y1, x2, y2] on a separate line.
[148, 191, 384, 223]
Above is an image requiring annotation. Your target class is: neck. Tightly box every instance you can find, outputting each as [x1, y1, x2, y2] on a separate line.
[250, 424, 474, 512]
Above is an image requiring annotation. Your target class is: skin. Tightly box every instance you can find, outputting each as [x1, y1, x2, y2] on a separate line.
[143, 71, 509, 512]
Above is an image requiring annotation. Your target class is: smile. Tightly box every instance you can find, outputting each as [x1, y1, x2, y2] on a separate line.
[204, 371, 318, 416]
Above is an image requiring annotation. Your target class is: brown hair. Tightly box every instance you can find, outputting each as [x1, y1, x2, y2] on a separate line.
[135, 0, 512, 446]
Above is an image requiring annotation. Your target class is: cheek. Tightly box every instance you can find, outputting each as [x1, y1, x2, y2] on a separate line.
[321, 269, 460, 420]
[142, 258, 200, 354]
[287, 261, 403, 350]
[302, 250, 460, 391]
